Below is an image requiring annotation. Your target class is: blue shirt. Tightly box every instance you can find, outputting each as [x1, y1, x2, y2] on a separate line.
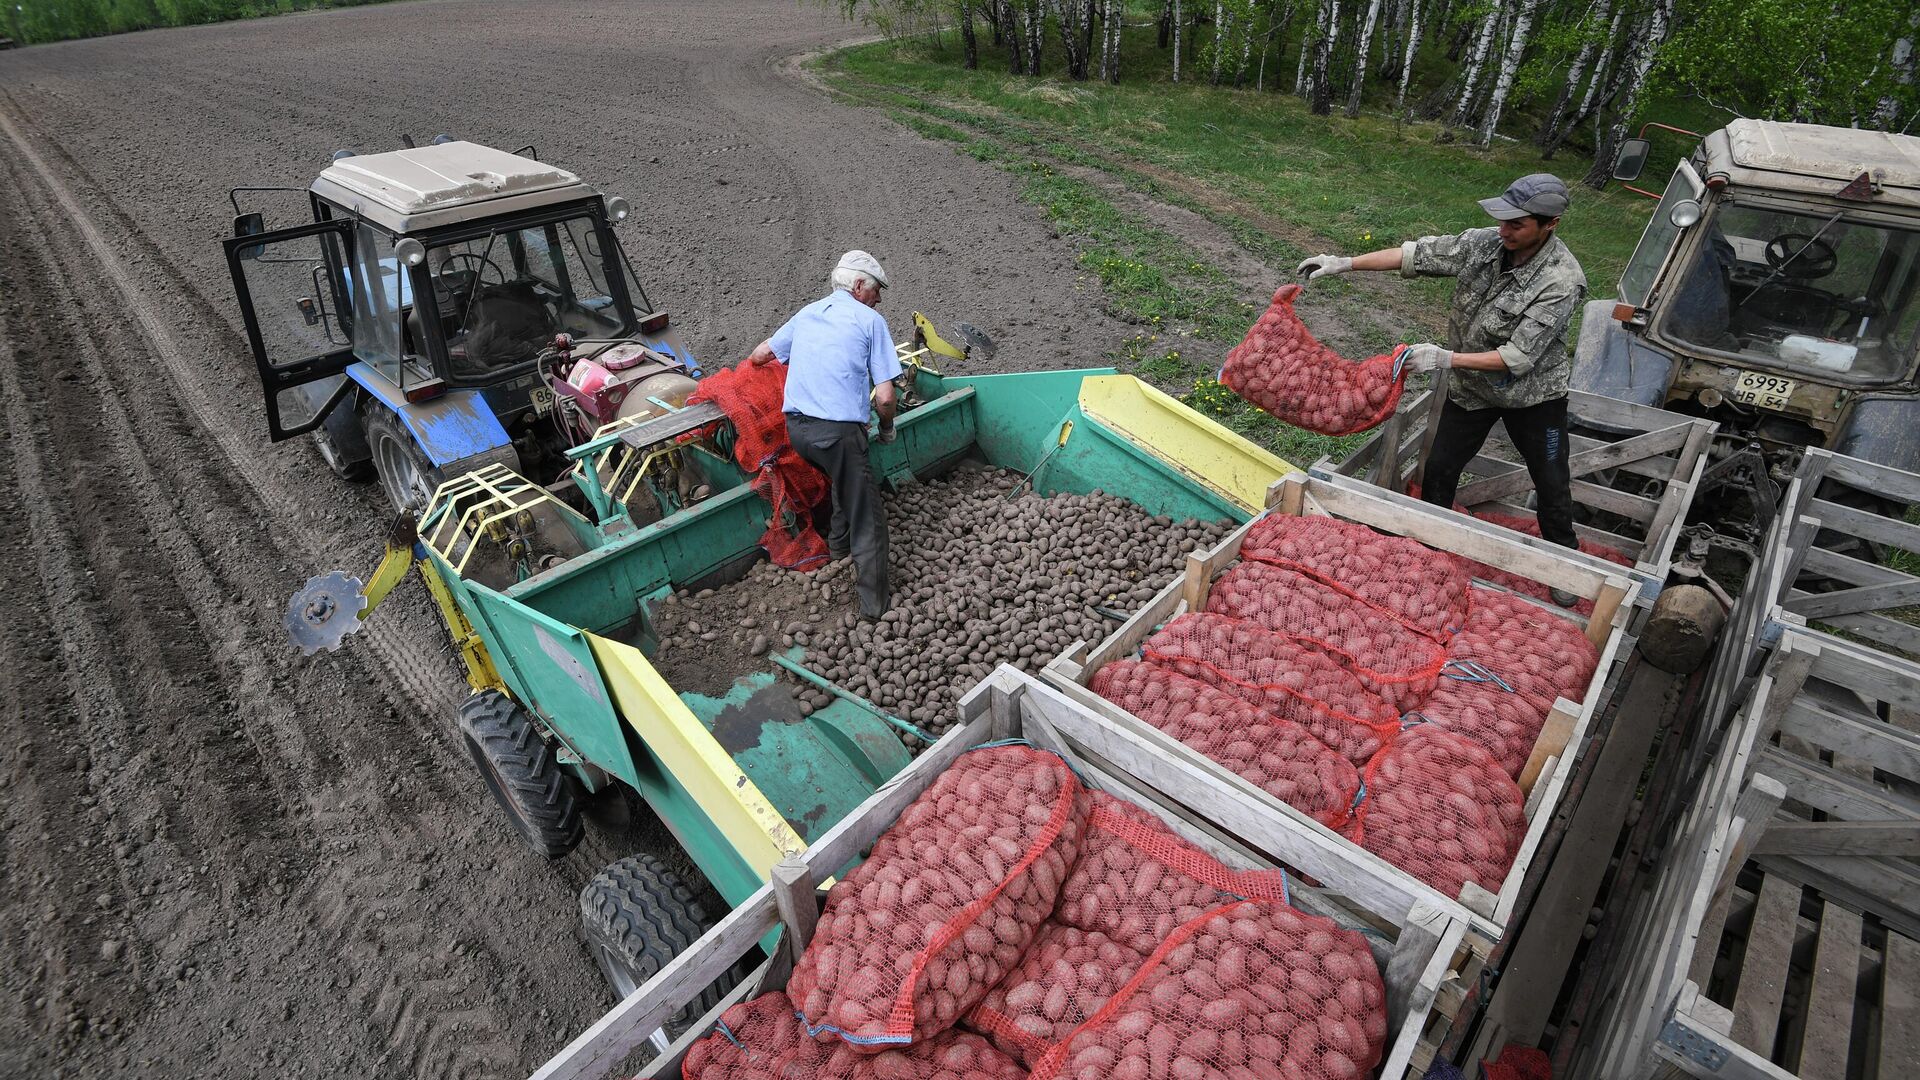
[770, 290, 901, 423]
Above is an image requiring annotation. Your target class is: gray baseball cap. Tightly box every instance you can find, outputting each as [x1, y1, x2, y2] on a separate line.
[1479, 173, 1571, 220]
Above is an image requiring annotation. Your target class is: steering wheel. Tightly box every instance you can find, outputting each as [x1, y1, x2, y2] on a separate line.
[436, 252, 508, 289]
[1764, 234, 1838, 279]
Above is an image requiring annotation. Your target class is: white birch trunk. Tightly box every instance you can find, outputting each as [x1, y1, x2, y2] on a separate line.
[1396, 0, 1424, 113]
[1174, 0, 1184, 81]
[1310, 0, 1340, 112]
[1537, 0, 1611, 145]
[1448, 1, 1503, 129]
[1212, 0, 1226, 83]
[1238, 4, 1256, 84]
[1476, 0, 1539, 143]
[1574, 6, 1625, 122]
[1297, 0, 1328, 95]
[1584, 0, 1674, 187]
[1874, 13, 1917, 127]
[1345, 0, 1384, 116]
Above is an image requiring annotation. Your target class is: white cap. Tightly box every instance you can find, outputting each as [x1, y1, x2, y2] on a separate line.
[835, 249, 889, 289]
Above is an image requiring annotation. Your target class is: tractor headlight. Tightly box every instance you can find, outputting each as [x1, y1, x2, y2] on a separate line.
[1669, 199, 1703, 228]
[395, 237, 427, 267]
[606, 196, 632, 224]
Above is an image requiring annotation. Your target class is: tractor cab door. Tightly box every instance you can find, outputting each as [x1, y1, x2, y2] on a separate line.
[225, 218, 358, 441]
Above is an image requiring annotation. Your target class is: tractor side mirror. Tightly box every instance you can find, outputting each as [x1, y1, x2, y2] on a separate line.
[233, 212, 267, 261]
[1613, 139, 1651, 183]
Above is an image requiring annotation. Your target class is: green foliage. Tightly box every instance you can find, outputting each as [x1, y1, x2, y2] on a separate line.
[1654, 0, 1919, 125]
[10, 0, 392, 44]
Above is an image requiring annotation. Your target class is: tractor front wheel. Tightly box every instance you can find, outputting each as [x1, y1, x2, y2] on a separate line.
[579, 853, 746, 1030]
[364, 406, 444, 515]
[457, 691, 583, 858]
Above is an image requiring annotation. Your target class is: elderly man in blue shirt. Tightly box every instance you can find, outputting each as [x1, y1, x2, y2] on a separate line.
[749, 250, 902, 619]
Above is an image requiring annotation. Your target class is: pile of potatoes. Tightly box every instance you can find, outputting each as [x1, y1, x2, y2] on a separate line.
[656, 465, 1233, 745]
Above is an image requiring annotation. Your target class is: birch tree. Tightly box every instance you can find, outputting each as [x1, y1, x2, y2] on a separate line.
[1447, 2, 1502, 129]
[1310, 0, 1342, 113]
[1345, 0, 1385, 116]
[1583, 0, 1674, 188]
[1099, 0, 1125, 82]
[1534, 0, 1612, 147]
[1475, 0, 1540, 142]
[1173, 0, 1185, 81]
[1395, 0, 1425, 113]
[1056, 0, 1096, 79]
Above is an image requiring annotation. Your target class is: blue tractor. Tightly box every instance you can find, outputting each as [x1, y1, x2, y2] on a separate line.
[225, 139, 702, 514]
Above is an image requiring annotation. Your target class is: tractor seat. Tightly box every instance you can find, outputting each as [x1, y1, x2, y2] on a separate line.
[451, 281, 557, 378]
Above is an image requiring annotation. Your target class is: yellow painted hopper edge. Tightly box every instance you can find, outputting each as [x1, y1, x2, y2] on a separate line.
[1078, 374, 1298, 515]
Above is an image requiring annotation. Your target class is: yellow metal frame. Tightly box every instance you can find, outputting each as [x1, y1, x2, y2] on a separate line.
[586, 632, 806, 876]
[1077, 374, 1299, 515]
[421, 560, 507, 694]
[422, 464, 586, 576]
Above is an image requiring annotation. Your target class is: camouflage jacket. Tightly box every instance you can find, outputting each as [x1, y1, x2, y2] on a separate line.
[1400, 227, 1587, 411]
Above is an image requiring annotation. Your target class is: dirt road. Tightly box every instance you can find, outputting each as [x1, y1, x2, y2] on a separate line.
[0, 3, 1134, 1076]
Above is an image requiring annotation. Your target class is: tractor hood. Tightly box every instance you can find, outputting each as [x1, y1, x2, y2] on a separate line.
[1703, 120, 1920, 209]
[312, 141, 598, 232]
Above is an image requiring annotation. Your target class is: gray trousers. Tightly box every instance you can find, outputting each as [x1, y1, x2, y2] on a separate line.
[785, 413, 889, 617]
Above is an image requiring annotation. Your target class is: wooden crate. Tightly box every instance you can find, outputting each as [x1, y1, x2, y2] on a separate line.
[1042, 471, 1638, 951]
[1330, 385, 1714, 593]
[1772, 448, 1920, 660]
[530, 666, 1472, 1080]
[1663, 860, 1920, 1080]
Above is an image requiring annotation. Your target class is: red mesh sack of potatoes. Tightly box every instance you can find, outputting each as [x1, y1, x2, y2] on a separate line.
[1343, 725, 1525, 900]
[966, 793, 1312, 1069]
[1089, 660, 1359, 827]
[1023, 829, 1387, 1080]
[787, 743, 1086, 1050]
[1238, 513, 1470, 640]
[1140, 612, 1401, 766]
[1205, 561, 1448, 711]
[1414, 588, 1598, 777]
[1436, 505, 1630, 618]
[684, 990, 1028, 1079]
[1220, 283, 1409, 436]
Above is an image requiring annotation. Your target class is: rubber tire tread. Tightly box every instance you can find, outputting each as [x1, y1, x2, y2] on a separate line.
[363, 404, 443, 515]
[578, 853, 746, 1031]
[457, 691, 582, 858]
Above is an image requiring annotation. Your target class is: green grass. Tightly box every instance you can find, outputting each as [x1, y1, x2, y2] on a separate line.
[828, 31, 1660, 467]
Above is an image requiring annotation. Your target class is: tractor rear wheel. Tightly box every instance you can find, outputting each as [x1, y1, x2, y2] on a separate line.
[457, 691, 582, 858]
[579, 853, 746, 1031]
[365, 406, 444, 515]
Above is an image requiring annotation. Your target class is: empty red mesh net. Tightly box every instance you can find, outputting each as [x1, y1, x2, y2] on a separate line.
[1343, 725, 1525, 899]
[787, 743, 1085, 1050]
[688, 361, 830, 570]
[1089, 660, 1358, 828]
[1238, 513, 1470, 640]
[1415, 587, 1599, 778]
[1220, 283, 1408, 436]
[1205, 561, 1448, 711]
[684, 990, 1028, 1079]
[1140, 612, 1401, 766]
[970, 794, 1388, 1079]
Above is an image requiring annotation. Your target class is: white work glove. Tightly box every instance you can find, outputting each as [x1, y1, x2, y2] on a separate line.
[1401, 343, 1453, 374]
[1295, 253, 1353, 282]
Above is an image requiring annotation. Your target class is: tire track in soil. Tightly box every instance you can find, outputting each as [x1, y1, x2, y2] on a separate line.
[0, 99, 610, 1080]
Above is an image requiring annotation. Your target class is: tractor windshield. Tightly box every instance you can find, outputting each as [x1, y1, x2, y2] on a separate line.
[425, 215, 637, 380]
[1658, 202, 1920, 384]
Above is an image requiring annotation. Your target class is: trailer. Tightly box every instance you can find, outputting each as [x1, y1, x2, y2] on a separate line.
[530, 665, 1470, 1080]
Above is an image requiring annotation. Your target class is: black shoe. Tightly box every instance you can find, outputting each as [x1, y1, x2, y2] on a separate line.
[1549, 587, 1579, 608]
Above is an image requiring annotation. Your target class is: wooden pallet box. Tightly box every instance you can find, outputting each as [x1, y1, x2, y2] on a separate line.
[1042, 472, 1638, 954]
[1329, 386, 1714, 603]
[1771, 447, 1920, 660]
[531, 666, 1472, 1080]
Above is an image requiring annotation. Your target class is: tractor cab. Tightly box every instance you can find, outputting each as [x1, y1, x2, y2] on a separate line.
[225, 140, 699, 513]
[1577, 121, 1920, 471]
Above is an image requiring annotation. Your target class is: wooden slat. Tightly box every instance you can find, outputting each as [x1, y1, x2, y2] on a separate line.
[1786, 601, 1920, 657]
[1656, 983, 1798, 1080]
[1778, 696, 1920, 788]
[1751, 820, 1920, 856]
[1758, 748, 1920, 823]
[1805, 496, 1920, 557]
[1785, 578, 1920, 621]
[1755, 855, 1920, 939]
[1454, 424, 1689, 506]
[1882, 931, 1920, 1077]
[634, 956, 774, 1079]
[1691, 775, 1790, 983]
[770, 858, 818, 956]
[1795, 901, 1863, 1080]
[1810, 449, 1920, 506]
[1729, 872, 1801, 1057]
[1518, 704, 1578, 794]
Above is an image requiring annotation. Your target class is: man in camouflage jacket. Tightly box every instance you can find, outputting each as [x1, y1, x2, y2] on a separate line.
[1297, 174, 1587, 601]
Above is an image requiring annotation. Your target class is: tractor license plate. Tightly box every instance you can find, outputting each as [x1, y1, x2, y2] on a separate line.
[1731, 370, 1795, 411]
[529, 385, 554, 416]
